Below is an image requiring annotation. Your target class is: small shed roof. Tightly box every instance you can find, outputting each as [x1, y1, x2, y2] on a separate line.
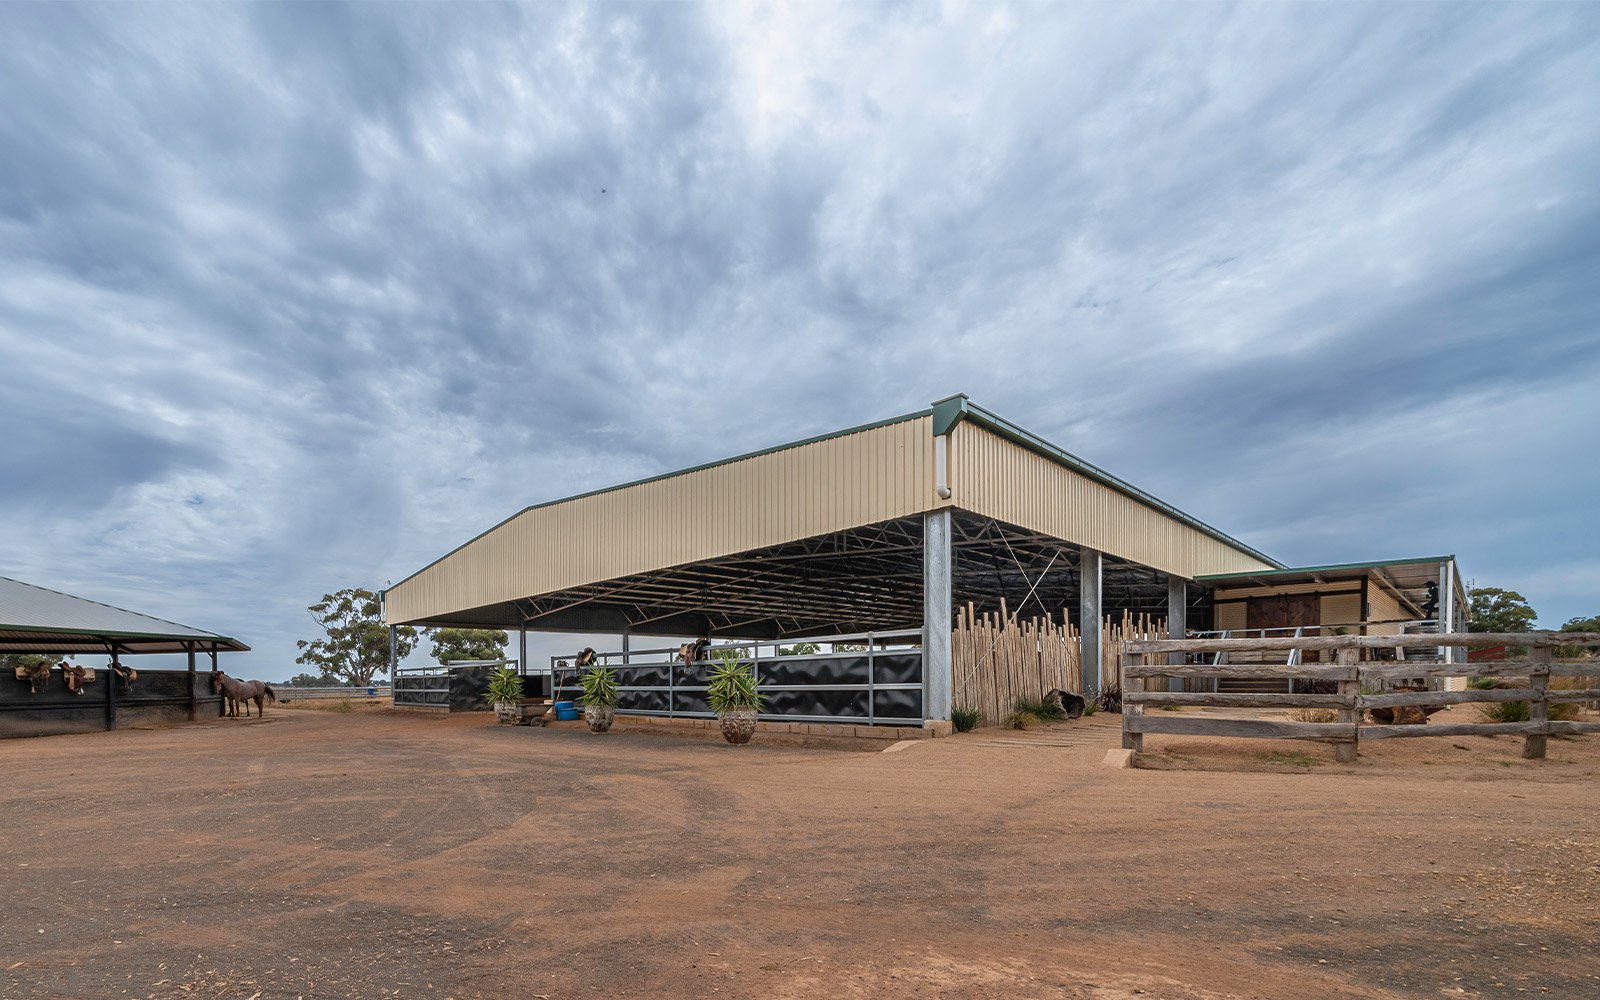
[0, 576, 249, 655]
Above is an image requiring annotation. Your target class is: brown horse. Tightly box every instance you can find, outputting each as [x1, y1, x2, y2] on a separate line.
[211, 670, 276, 718]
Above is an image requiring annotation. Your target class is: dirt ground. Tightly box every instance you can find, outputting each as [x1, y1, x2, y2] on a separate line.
[3, 706, 1598, 1000]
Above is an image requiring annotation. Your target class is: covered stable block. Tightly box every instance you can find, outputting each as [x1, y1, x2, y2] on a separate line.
[383, 395, 1465, 727]
[1, 576, 249, 738]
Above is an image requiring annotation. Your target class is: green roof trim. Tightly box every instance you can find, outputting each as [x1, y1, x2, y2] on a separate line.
[930, 393, 969, 436]
[1197, 555, 1456, 581]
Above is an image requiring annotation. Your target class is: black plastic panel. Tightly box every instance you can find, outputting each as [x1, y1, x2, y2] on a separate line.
[554, 651, 924, 726]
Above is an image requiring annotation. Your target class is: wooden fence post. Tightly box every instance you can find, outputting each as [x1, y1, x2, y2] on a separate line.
[1335, 645, 1359, 763]
[1122, 652, 1143, 751]
[1524, 647, 1551, 760]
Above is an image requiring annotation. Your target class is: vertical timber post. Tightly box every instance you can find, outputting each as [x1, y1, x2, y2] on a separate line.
[1080, 548, 1103, 696]
[1524, 646, 1551, 760]
[209, 651, 219, 716]
[1335, 645, 1360, 763]
[1166, 576, 1187, 693]
[388, 625, 397, 695]
[622, 626, 631, 666]
[1121, 651, 1143, 751]
[923, 509, 953, 722]
[186, 644, 197, 722]
[519, 625, 528, 677]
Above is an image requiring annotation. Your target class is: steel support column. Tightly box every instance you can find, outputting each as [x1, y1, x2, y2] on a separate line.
[923, 509, 953, 721]
[187, 644, 197, 721]
[1080, 547, 1103, 694]
[1439, 559, 1455, 665]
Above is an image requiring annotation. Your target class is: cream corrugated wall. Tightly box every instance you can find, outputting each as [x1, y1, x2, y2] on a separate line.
[1214, 601, 1249, 631]
[948, 424, 1274, 579]
[1320, 593, 1363, 630]
[1366, 585, 1403, 636]
[386, 416, 938, 624]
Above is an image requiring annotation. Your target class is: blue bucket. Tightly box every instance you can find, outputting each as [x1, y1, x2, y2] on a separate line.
[554, 700, 579, 721]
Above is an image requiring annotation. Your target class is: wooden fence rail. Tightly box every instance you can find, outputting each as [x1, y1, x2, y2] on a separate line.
[1121, 633, 1600, 762]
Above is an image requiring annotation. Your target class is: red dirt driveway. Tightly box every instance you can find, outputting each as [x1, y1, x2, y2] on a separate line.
[3, 708, 1598, 999]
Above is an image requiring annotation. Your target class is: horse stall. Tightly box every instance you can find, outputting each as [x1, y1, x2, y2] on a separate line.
[393, 659, 547, 712]
[1, 667, 225, 739]
[1, 574, 250, 740]
[550, 632, 926, 726]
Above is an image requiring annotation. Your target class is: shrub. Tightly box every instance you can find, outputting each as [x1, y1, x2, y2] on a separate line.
[1082, 701, 1098, 716]
[1097, 687, 1122, 713]
[706, 651, 763, 714]
[577, 666, 619, 708]
[1479, 699, 1531, 723]
[1476, 687, 1580, 723]
[951, 707, 980, 732]
[1287, 708, 1339, 723]
[1003, 709, 1042, 730]
[486, 667, 524, 705]
[1013, 696, 1066, 722]
[1468, 676, 1500, 690]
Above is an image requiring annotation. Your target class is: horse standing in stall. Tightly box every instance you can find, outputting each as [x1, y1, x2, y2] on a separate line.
[211, 670, 277, 718]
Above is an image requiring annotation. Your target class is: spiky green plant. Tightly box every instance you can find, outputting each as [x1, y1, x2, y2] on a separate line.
[951, 707, 980, 733]
[706, 651, 763, 714]
[577, 666, 619, 708]
[486, 667, 524, 705]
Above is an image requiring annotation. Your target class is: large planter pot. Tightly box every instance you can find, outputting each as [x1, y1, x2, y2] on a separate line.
[718, 707, 758, 745]
[584, 704, 615, 733]
[493, 702, 519, 725]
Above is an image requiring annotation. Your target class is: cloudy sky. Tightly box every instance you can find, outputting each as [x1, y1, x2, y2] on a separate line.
[3, 2, 1597, 679]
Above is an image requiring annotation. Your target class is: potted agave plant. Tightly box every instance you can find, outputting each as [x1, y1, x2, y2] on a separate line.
[707, 650, 764, 745]
[578, 665, 619, 733]
[487, 667, 524, 725]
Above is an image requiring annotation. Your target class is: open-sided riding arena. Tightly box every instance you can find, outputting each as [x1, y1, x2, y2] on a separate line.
[5, 394, 1598, 998]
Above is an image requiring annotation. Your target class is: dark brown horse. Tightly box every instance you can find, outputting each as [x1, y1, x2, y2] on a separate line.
[211, 670, 276, 718]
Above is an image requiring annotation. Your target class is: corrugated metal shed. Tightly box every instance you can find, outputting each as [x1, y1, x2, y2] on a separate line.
[0, 576, 248, 654]
[386, 396, 1280, 629]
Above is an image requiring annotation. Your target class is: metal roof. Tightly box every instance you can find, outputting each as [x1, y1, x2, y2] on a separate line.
[386, 394, 1279, 602]
[0, 576, 249, 655]
[1197, 556, 1453, 585]
[933, 394, 1283, 569]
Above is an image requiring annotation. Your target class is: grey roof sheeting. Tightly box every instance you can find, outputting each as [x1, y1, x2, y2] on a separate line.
[0, 576, 249, 654]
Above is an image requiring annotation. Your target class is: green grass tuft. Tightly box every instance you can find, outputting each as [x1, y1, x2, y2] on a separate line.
[1013, 696, 1066, 722]
[1003, 710, 1043, 730]
[951, 707, 980, 733]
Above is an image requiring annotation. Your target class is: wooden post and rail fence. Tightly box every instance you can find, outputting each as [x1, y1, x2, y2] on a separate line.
[1119, 632, 1600, 762]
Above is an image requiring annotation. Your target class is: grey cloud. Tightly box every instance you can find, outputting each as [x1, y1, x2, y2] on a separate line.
[2, 2, 1598, 677]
